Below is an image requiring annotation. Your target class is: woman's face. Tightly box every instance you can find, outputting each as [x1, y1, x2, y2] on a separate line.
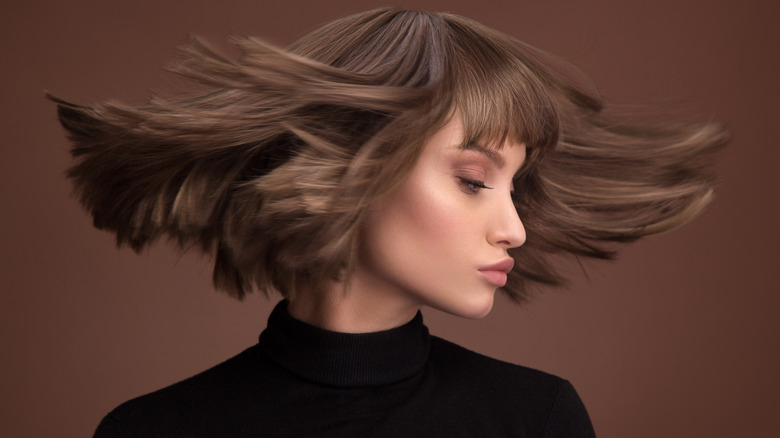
[355, 114, 527, 320]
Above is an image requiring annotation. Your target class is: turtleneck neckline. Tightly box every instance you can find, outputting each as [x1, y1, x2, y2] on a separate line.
[258, 300, 430, 387]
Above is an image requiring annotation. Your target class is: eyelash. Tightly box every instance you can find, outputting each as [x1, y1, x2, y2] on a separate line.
[459, 177, 524, 202]
[458, 178, 493, 194]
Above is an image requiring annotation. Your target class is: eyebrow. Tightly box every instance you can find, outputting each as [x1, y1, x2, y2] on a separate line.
[462, 144, 506, 168]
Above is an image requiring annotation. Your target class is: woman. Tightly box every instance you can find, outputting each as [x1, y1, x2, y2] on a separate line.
[52, 7, 726, 437]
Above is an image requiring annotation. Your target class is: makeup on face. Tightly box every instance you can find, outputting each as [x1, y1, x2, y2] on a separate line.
[347, 114, 527, 324]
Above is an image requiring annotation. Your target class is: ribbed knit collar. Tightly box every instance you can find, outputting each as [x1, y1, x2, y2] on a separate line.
[258, 300, 430, 387]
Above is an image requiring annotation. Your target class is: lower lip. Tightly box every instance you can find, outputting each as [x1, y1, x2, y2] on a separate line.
[479, 270, 507, 287]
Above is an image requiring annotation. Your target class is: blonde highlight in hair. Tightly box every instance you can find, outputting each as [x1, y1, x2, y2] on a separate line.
[51, 7, 727, 303]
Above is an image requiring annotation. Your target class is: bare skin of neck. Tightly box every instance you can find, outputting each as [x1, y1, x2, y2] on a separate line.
[286, 274, 421, 334]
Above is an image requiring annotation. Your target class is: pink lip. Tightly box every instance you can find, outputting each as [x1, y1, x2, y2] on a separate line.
[478, 258, 514, 287]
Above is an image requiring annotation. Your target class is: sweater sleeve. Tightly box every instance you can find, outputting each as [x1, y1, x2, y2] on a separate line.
[544, 380, 596, 438]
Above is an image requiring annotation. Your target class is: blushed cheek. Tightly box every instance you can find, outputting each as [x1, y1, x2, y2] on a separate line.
[402, 183, 473, 258]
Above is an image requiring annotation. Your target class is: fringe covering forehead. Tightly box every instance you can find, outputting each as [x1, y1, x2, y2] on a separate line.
[51, 7, 727, 302]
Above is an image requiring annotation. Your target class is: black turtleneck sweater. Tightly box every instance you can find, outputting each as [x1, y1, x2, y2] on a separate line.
[94, 301, 595, 437]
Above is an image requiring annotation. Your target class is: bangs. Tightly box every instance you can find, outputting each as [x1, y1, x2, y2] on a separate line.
[443, 15, 562, 173]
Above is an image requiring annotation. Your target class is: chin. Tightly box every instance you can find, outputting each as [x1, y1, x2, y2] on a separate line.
[435, 290, 496, 320]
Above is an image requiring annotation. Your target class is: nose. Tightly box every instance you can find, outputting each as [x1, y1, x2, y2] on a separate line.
[487, 195, 526, 249]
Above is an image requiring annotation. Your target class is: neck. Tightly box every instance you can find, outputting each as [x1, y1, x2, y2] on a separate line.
[287, 276, 421, 333]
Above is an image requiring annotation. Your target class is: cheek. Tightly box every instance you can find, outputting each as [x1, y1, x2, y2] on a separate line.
[367, 179, 473, 268]
[404, 186, 471, 253]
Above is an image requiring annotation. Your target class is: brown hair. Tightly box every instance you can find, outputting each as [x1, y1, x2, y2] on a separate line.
[51, 7, 727, 302]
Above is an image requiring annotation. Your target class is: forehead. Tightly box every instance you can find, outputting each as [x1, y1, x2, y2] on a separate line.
[424, 114, 527, 171]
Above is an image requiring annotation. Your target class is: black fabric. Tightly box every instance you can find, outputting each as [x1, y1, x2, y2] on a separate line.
[258, 302, 430, 387]
[94, 301, 596, 437]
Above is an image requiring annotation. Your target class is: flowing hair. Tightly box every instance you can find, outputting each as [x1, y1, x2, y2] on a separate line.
[51, 7, 727, 302]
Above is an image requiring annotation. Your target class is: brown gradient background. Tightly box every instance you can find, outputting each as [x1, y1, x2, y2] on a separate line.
[2, 0, 778, 437]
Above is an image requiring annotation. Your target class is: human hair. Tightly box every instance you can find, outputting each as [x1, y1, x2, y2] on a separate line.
[51, 7, 727, 303]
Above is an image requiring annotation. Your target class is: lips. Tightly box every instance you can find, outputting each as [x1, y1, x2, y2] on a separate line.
[478, 258, 514, 287]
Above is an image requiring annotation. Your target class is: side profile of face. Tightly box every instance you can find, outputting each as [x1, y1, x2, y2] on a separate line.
[354, 114, 527, 320]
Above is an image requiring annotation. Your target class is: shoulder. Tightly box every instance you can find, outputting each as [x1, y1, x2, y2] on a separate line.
[428, 335, 562, 393]
[428, 336, 595, 438]
[93, 346, 271, 438]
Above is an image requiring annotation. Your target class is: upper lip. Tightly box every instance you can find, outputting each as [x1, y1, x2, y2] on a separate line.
[478, 258, 515, 273]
